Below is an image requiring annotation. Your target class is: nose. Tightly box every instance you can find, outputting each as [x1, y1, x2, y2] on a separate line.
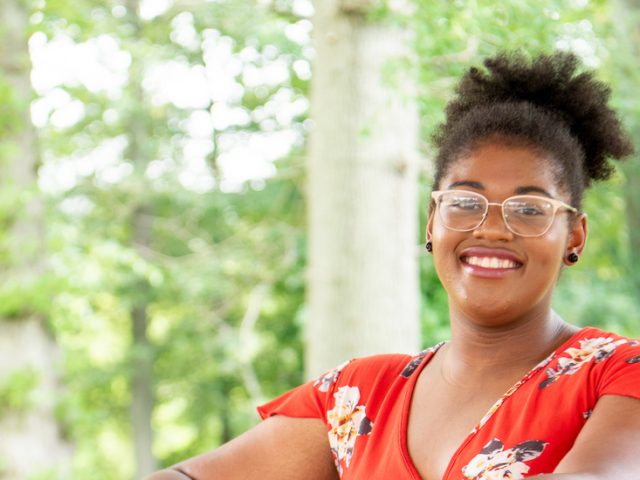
[472, 204, 514, 241]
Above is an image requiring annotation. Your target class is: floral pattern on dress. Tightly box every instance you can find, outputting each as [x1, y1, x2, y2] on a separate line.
[626, 355, 640, 364]
[400, 342, 444, 378]
[326, 386, 372, 475]
[540, 337, 629, 389]
[314, 361, 351, 392]
[462, 438, 547, 480]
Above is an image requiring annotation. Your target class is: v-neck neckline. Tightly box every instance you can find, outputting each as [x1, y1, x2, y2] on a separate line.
[398, 327, 590, 480]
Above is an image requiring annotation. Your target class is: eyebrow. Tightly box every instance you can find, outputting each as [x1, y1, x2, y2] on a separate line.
[514, 185, 552, 197]
[446, 181, 553, 198]
[447, 181, 483, 189]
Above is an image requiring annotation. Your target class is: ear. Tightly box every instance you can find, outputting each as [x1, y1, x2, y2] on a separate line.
[563, 213, 588, 266]
[426, 209, 435, 243]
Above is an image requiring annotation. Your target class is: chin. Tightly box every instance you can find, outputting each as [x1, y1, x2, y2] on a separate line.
[457, 295, 520, 327]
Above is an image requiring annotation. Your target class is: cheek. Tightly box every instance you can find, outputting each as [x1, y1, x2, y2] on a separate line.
[525, 232, 568, 288]
[430, 225, 464, 279]
[430, 227, 452, 260]
[430, 215, 452, 242]
[538, 226, 570, 260]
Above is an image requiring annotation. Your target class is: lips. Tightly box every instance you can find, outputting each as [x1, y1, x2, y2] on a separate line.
[459, 246, 523, 274]
[463, 256, 520, 269]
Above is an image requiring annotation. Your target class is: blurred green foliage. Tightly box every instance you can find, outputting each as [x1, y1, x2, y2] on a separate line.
[0, 0, 638, 479]
[0, 368, 39, 419]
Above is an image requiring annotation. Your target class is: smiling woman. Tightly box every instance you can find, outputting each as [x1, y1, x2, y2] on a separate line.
[428, 145, 586, 327]
[144, 52, 640, 480]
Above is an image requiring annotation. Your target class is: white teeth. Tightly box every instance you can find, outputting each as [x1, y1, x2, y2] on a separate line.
[464, 256, 518, 269]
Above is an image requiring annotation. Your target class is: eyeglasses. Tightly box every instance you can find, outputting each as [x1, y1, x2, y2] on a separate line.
[431, 190, 577, 237]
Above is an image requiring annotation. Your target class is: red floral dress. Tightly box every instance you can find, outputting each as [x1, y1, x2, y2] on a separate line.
[257, 327, 640, 479]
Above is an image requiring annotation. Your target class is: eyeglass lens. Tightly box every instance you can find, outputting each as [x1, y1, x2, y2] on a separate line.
[438, 191, 556, 236]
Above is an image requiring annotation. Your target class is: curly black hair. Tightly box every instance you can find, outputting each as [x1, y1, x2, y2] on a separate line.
[431, 52, 634, 208]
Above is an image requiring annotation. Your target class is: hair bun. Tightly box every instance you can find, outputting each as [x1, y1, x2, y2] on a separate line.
[436, 51, 634, 184]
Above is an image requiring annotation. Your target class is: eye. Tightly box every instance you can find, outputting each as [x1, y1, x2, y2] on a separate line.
[447, 197, 483, 211]
[508, 201, 546, 216]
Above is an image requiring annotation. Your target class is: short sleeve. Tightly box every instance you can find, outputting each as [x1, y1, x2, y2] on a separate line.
[256, 360, 352, 423]
[257, 381, 330, 421]
[598, 340, 640, 400]
[256, 353, 412, 424]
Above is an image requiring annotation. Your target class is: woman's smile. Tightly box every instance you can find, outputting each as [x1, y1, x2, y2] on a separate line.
[460, 246, 523, 278]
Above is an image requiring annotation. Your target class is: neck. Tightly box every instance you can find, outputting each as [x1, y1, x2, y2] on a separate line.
[445, 306, 578, 377]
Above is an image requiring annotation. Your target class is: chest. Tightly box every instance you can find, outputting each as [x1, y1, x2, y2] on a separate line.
[406, 367, 530, 480]
[329, 336, 609, 480]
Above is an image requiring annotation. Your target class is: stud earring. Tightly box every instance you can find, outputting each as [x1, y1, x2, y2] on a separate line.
[425, 241, 432, 253]
[567, 252, 579, 264]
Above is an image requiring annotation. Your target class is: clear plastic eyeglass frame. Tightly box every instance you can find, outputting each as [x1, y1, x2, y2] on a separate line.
[430, 189, 578, 237]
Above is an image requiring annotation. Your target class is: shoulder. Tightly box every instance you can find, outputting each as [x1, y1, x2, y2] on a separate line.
[340, 352, 416, 378]
[257, 345, 443, 422]
[564, 326, 640, 361]
[312, 353, 413, 393]
[316, 342, 445, 392]
[549, 327, 640, 398]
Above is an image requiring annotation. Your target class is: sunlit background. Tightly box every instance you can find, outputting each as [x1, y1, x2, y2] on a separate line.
[1, 0, 639, 479]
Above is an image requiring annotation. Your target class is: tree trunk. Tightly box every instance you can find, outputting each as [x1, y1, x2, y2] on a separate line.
[126, 0, 157, 477]
[306, 0, 421, 377]
[131, 288, 156, 478]
[0, 0, 72, 477]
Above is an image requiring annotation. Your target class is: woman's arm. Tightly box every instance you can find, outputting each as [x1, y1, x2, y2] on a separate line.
[143, 415, 338, 480]
[536, 394, 640, 479]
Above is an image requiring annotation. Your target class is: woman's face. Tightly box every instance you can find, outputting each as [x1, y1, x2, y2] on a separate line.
[427, 141, 587, 327]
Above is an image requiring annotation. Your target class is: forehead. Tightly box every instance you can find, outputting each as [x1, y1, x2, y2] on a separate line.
[441, 142, 564, 196]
